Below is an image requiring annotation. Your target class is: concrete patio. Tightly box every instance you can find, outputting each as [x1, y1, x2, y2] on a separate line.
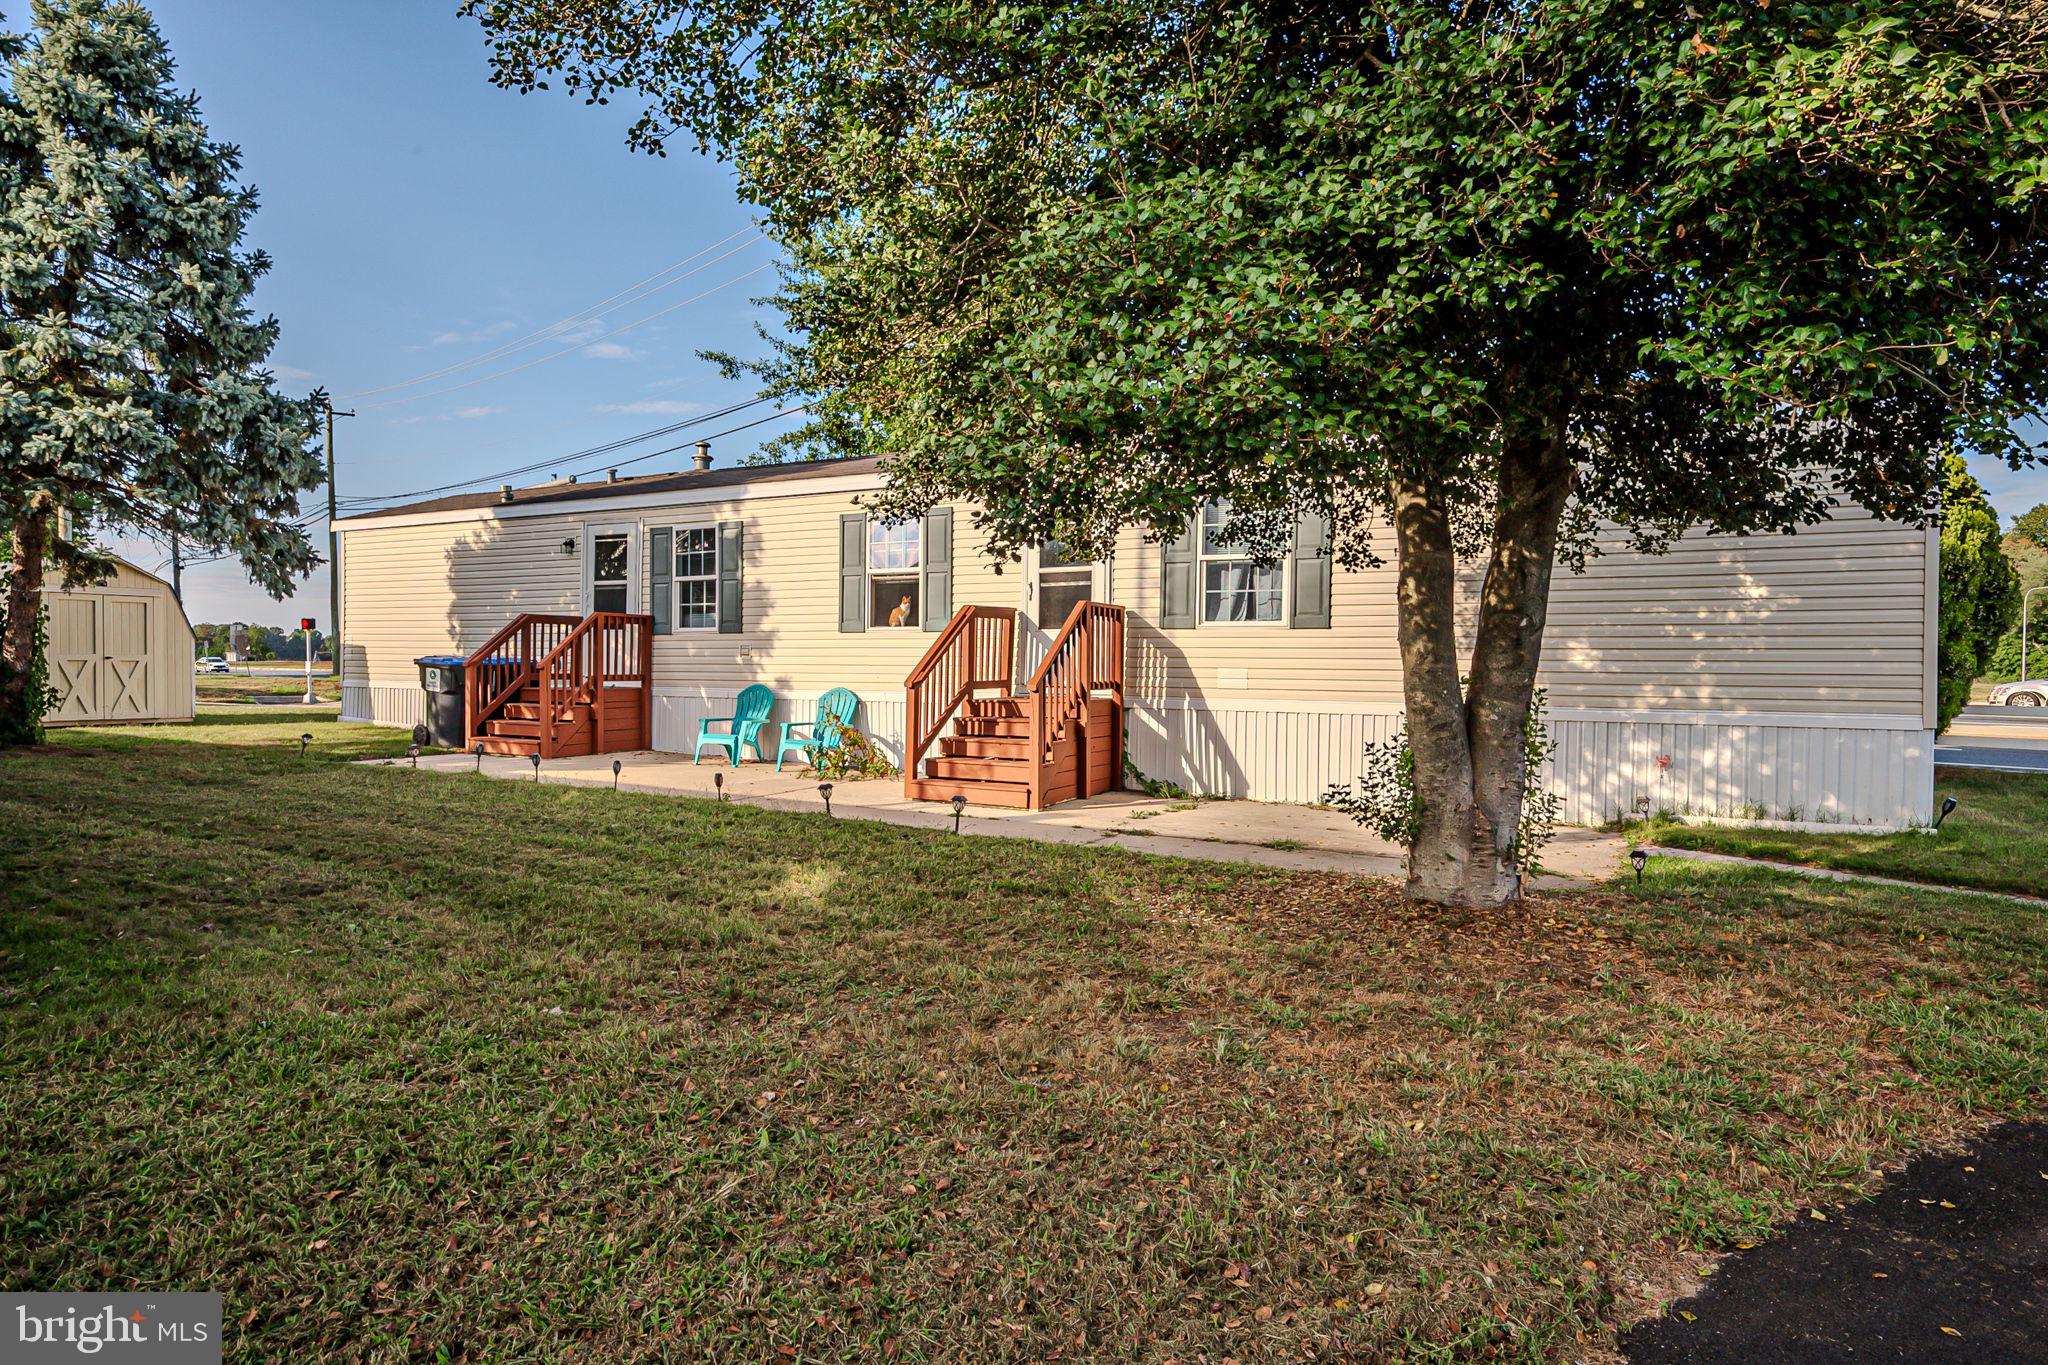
[366, 748, 1627, 886]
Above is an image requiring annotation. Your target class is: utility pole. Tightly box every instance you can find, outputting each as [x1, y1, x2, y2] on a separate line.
[169, 530, 182, 605]
[323, 400, 355, 677]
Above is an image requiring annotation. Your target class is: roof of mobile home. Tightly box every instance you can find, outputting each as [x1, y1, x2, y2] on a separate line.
[335, 454, 885, 525]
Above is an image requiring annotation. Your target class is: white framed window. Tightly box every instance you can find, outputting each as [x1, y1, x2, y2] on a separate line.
[1198, 500, 1283, 624]
[869, 519, 920, 627]
[672, 524, 718, 631]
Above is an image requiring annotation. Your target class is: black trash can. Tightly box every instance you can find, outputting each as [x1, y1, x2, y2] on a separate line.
[414, 655, 468, 749]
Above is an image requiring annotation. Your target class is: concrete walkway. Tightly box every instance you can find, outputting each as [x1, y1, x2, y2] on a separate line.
[369, 748, 1626, 887]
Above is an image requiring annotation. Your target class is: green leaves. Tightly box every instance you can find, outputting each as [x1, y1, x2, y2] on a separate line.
[0, 0, 322, 595]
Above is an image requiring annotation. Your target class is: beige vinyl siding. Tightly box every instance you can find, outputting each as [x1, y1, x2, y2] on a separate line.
[1115, 503, 1930, 719]
[649, 493, 1006, 696]
[338, 486, 1006, 702]
[344, 486, 1930, 720]
[339, 515, 580, 683]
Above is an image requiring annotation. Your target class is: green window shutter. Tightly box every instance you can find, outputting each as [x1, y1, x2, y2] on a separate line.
[648, 526, 673, 635]
[921, 507, 953, 631]
[1160, 514, 1198, 629]
[1290, 509, 1333, 629]
[839, 513, 867, 633]
[717, 521, 744, 634]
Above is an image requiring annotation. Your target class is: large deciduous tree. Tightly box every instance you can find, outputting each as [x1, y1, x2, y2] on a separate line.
[0, 0, 321, 742]
[471, 0, 2047, 904]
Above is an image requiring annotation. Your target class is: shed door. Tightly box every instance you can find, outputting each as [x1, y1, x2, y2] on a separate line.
[99, 596, 152, 720]
[47, 594, 100, 722]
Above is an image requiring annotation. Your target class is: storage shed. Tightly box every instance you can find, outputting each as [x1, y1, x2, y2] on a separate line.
[43, 556, 195, 726]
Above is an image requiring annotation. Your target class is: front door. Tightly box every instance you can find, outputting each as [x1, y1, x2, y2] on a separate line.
[1020, 541, 1112, 678]
[582, 522, 639, 615]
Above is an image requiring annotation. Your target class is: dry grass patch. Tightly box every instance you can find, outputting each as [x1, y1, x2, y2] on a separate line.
[1, 718, 2042, 1362]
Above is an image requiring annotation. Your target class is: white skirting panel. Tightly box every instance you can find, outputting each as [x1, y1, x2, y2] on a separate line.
[341, 681, 426, 729]
[1128, 699, 1934, 829]
[652, 688, 910, 765]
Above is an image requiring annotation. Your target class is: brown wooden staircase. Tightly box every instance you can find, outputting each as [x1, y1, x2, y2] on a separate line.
[464, 611, 652, 758]
[904, 599, 1125, 810]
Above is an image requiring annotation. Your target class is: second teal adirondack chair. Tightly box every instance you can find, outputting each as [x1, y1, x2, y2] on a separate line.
[776, 687, 861, 772]
[694, 683, 776, 767]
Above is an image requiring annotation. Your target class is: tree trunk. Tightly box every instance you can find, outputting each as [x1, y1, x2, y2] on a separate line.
[1392, 431, 1574, 907]
[1, 510, 51, 741]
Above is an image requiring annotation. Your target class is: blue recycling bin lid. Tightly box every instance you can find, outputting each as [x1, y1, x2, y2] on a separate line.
[415, 655, 468, 667]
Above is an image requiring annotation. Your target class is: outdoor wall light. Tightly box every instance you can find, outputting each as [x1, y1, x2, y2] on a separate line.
[1629, 846, 1648, 884]
[407, 743, 420, 768]
[298, 732, 313, 758]
[817, 781, 834, 816]
[530, 752, 542, 781]
[951, 793, 966, 834]
[713, 770, 724, 800]
[1935, 795, 1959, 829]
[474, 741, 486, 772]
[560, 537, 577, 556]
[612, 758, 623, 790]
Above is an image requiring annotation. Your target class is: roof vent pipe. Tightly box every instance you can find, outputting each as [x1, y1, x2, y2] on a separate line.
[499, 484, 513, 503]
[606, 468, 619, 484]
[692, 441, 712, 472]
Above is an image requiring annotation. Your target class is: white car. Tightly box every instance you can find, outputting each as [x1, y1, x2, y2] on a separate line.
[195, 657, 230, 675]
[1988, 678, 2047, 707]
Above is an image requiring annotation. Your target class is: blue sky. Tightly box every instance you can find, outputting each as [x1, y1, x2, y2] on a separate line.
[110, 0, 788, 625]
[107, 2, 2048, 627]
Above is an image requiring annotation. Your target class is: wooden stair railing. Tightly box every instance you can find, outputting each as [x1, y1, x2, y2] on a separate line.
[533, 611, 654, 758]
[903, 605, 1017, 795]
[1025, 600, 1125, 807]
[464, 612, 580, 743]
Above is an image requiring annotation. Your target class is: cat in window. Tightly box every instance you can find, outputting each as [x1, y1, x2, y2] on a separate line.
[888, 594, 913, 627]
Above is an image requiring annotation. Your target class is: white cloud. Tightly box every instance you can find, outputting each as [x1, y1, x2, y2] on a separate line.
[431, 320, 520, 346]
[582, 341, 642, 361]
[270, 363, 315, 382]
[455, 405, 504, 419]
[595, 399, 702, 416]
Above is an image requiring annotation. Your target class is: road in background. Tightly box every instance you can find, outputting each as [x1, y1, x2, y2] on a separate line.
[1937, 704, 2048, 773]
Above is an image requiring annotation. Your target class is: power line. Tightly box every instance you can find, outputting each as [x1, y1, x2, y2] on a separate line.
[334, 394, 786, 509]
[354, 260, 775, 411]
[342, 229, 764, 400]
[565, 403, 812, 482]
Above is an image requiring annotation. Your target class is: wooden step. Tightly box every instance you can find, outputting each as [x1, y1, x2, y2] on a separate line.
[474, 734, 539, 756]
[924, 754, 1033, 783]
[954, 717, 1030, 738]
[963, 697, 1026, 719]
[498, 702, 580, 722]
[940, 734, 1028, 759]
[905, 776, 1033, 809]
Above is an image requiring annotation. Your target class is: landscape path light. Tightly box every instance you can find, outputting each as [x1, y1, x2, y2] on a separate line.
[473, 741, 485, 772]
[818, 781, 833, 816]
[1629, 846, 1648, 884]
[298, 732, 313, 759]
[1935, 795, 1959, 829]
[713, 770, 724, 801]
[612, 758, 623, 791]
[951, 793, 966, 834]
[530, 752, 542, 781]
[407, 744, 420, 768]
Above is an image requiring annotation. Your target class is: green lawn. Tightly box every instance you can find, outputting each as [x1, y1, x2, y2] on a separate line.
[194, 670, 342, 703]
[1640, 766, 2048, 899]
[4, 718, 2045, 1362]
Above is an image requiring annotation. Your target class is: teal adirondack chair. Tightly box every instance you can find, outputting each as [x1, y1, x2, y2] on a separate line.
[694, 684, 776, 767]
[776, 687, 861, 772]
